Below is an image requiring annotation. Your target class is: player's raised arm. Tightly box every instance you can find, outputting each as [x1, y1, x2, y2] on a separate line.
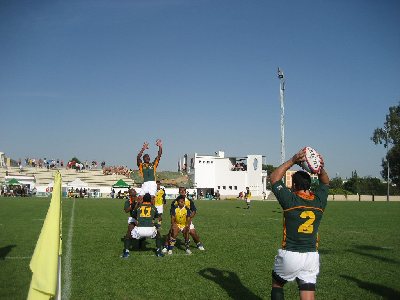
[155, 139, 163, 161]
[317, 155, 330, 186]
[137, 142, 149, 167]
[270, 149, 306, 185]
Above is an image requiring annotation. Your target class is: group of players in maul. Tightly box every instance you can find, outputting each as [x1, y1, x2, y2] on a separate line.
[121, 139, 205, 259]
[120, 139, 330, 300]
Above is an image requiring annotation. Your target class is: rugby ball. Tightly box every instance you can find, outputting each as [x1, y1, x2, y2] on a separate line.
[300, 147, 322, 174]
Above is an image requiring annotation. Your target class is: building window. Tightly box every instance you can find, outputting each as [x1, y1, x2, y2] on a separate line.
[234, 186, 237, 190]
[223, 186, 226, 190]
[229, 186, 232, 190]
[218, 186, 220, 190]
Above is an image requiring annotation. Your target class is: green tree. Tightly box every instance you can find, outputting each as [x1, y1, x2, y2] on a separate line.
[262, 164, 276, 174]
[329, 177, 344, 189]
[344, 170, 360, 194]
[263, 164, 277, 189]
[371, 102, 400, 186]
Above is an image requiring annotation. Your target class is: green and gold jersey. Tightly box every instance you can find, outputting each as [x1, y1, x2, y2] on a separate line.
[124, 197, 138, 218]
[138, 157, 160, 182]
[171, 206, 191, 228]
[272, 180, 328, 252]
[155, 188, 165, 206]
[135, 203, 159, 227]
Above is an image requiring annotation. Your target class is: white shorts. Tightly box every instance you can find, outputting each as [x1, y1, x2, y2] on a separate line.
[127, 217, 137, 224]
[155, 205, 163, 214]
[131, 226, 157, 239]
[178, 222, 195, 231]
[273, 249, 320, 284]
[139, 181, 157, 196]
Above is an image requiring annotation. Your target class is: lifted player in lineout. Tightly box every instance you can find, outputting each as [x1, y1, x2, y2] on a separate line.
[137, 139, 163, 203]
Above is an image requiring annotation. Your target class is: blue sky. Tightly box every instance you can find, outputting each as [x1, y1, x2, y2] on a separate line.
[0, 0, 399, 179]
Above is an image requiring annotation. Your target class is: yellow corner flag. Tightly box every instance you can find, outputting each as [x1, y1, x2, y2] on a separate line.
[28, 171, 62, 300]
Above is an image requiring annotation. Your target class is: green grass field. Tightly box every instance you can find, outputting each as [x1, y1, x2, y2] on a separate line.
[1, 197, 400, 299]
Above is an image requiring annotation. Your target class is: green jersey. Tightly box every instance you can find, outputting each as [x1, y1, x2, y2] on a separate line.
[272, 180, 328, 252]
[138, 157, 160, 182]
[135, 203, 159, 227]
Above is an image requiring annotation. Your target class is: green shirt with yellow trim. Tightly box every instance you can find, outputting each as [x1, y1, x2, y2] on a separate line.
[139, 157, 160, 182]
[135, 203, 159, 227]
[272, 180, 328, 252]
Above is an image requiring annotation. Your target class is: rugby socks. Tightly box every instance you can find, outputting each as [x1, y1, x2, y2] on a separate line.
[156, 236, 162, 249]
[124, 238, 131, 251]
[271, 287, 284, 300]
[168, 238, 176, 250]
[185, 239, 190, 249]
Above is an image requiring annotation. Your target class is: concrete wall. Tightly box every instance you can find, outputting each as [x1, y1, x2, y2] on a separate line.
[328, 195, 400, 201]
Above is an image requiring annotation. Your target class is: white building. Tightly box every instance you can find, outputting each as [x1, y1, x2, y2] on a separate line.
[179, 151, 269, 199]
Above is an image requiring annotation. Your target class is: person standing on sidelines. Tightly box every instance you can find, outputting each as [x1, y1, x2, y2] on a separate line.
[269, 148, 329, 300]
[137, 139, 163, 203]
[244, 186, 252, 209]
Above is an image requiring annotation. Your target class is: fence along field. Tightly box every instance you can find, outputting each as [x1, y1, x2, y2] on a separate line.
[0, 197, 399, 299]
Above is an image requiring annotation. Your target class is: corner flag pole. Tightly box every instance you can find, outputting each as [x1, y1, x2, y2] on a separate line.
[28, 171, 62, 300]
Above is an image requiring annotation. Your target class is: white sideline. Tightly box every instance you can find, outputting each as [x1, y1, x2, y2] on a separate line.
[63, 199, 75, 300]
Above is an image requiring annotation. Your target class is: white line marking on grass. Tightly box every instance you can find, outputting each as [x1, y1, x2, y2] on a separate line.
[63, 199, 75, 300]
[32, 219, 45, 221]
[5, 256, 31, 259]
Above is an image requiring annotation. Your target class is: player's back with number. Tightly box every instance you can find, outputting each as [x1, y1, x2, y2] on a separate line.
[282, 200, 326, 252]
[136, 203, 158, 227]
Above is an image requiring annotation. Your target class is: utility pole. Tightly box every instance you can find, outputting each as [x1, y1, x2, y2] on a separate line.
[278, 67, 285, 164]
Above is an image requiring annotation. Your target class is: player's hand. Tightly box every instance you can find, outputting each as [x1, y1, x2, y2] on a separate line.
[156, 139, 162, 147]
[318, 154, 325, 170]
[292, 148, 306, 165]
[143, 142, 149, 150]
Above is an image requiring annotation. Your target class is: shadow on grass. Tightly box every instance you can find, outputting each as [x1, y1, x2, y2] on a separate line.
[199, 268, 262, 300]
[353, 245, 392, 251]
[347, 249, 399, 265]
[318, 249, 335, 255]
[0, 245, 16, 260]
[340, 275, 400, 299]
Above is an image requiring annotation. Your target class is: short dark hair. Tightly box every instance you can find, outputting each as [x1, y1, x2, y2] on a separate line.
[292, 171, 311, 191]
[143, 193, 152, 203]
[156, 180, 161, 184]
[176, 195, 185, 201]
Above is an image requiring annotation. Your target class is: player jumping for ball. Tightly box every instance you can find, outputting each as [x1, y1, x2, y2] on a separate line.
[137, 139, 162, 203]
